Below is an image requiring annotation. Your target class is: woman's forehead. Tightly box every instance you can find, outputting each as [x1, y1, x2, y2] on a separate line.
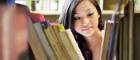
[74, 0, 97, 16]
[75, 0, 96, 13]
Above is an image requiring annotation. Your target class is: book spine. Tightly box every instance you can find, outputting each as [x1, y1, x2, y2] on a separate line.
[65, 29, 85, 60]
[33, 23, 57, 60]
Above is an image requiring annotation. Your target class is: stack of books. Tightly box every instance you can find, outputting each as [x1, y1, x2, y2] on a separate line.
[29, 20, 85, 60]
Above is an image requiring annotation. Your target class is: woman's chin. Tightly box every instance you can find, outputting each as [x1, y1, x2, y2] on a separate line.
[81, 30, 95, 37]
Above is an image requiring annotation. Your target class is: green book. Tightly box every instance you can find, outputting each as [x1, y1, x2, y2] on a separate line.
[28, 21, 48, 60]
[33, 23, 57, 60]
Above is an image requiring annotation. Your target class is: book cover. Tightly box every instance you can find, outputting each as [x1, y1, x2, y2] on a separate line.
[33, 22, 57, 60]
[44, 26, 68, 60]
[44, 24, 85, 60]
[54, 24, 82, 60]
[65, 29, 85, 60]
[101, 20, 112, 60]
[29, 20, 48, 60]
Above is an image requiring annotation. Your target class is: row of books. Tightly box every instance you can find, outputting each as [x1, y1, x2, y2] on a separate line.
[29, 19, 85, 60]
[27, 0, 64, 14]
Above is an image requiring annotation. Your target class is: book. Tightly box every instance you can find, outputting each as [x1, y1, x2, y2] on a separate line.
[53, 24, 84, 60]
[0, 5, 33, 60]
[44, 25, 85, 60]
[65, 29, 85, 60]
[33, 22, 57, 60]
[44, 25, 68, 60]
[28, 20, 48, 60]
[30, 13, 46, 23]
[0, 5, 31, 60]
[0, 7, 13, 60]
[42, 0, 50, 13]
[101, 20, 112, 60]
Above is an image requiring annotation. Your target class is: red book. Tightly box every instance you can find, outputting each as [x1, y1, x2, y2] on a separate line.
[31, 13, 46, 23]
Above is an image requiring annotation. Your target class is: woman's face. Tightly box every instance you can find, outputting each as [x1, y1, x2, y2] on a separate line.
[74, 0, 100, 37]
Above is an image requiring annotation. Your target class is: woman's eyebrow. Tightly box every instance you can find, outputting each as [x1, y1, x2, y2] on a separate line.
[86, 8, 92, 12]
[74, 12, 80, 15]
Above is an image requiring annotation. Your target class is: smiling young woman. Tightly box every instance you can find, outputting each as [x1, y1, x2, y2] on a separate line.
[59, 0, 104, 60]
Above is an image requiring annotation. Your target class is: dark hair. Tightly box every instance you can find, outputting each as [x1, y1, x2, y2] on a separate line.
[59, 0, 104, 60]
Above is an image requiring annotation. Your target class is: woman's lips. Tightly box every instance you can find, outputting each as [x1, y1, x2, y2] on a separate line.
[81, 27, 91, 32]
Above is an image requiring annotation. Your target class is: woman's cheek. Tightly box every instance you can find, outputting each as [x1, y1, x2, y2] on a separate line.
[74, 25, 82, 34]
[91, 18, 99, 27]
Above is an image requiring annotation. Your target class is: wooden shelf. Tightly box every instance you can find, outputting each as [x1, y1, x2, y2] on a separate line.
[102, 10, 140, 15]
[31, 11, 61, 15]
[102, 10, 124, 15]
[135, 11, 140, 13]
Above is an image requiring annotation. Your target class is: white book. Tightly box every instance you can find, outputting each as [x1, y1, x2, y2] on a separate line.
[65, 29, 85, 60]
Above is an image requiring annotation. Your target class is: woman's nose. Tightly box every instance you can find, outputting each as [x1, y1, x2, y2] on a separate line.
[82, 18, 90, 26]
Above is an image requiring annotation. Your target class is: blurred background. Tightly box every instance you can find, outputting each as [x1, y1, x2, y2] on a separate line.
[0, 0, 140, 60]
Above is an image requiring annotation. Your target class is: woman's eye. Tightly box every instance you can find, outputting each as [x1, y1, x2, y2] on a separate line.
[74, 17, 81, 20]
[87, 13, 93, 16]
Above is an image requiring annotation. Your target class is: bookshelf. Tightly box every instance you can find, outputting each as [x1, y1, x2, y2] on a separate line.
[16, 0, 140, 15]
[31, 11, 61, 15]
[15, 0, 140, 23]
[15, 0, 64, 21]
[15, 0, 64, 15]
[15, 0, 129, 21]
[103, 0, 128, 10]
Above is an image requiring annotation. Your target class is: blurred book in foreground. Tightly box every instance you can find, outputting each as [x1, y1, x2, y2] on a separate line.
[0, 4, 29, 60]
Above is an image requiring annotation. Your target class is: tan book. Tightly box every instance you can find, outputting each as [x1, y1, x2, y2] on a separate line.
[51, 26, 71, 59]
[44, 26, 68, 60]
[28, 20, 48, 60]
[44, 25, 85, 60]
[33, 23, 57, 60]
[101, 20, 113, 60]
[64, 29, 85, 60]
[55, 25, 84, 60]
